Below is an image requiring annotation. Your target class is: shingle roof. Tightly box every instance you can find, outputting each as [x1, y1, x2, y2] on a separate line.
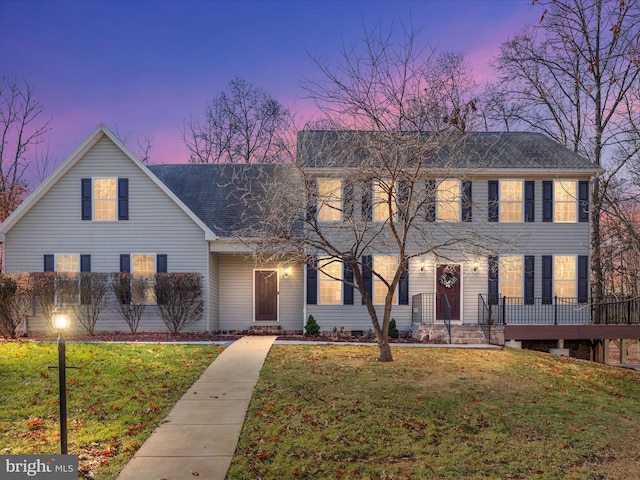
[297, 130, 601, 171]
[149, 163, 292, 237]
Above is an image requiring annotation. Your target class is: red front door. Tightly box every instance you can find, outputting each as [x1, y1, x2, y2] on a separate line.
[255, 270, 278, 321]
[436, 265, 461, 321]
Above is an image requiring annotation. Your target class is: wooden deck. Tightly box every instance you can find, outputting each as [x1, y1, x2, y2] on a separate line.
[504, 324, 640, 341]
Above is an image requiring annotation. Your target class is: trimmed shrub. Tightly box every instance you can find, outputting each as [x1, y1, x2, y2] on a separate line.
[0, 273, 32, 338]
[304, 314, 321, 336]
[112, 273, 148, 333]
[388, 318, 399, 339]
[154, 273, 203, 334]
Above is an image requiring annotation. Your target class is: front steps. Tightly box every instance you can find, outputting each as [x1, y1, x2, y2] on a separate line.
[413, 324, 504, 345]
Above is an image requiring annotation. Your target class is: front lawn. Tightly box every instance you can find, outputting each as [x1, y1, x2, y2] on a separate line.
[229, 345, 640, 479]
[0, 341, 221, 479]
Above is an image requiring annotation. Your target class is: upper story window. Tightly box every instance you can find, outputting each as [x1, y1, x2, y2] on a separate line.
[82, 177, 128, 221]
[317, 179, 342, 222]
[437, 180, 461, 222]
[318, 256, 342, 305]
[94, 178, 117, 221]
[373, 255, 397, 305]
[373, 180, 396, 222]
[499, 180, 523, 222]
[554, 180, 577, 223]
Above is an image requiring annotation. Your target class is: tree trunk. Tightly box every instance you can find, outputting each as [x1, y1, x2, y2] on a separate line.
[376, 334, 393, 362]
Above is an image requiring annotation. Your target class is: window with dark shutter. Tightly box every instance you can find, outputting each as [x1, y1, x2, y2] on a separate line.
[80, 254, 91, 305]
[156, 254, 168, 273]
[488, 255, 498, 305]
[361, 255, 373, 304]
[425, 180, 436, 222]
[578, 255, 589, 303]
[462, 181, 472, 222]
[524, 255, 534, 304]
[44, 254, 55, 272]
[542, 181, 553, 222]
[361, 181, 372, 221]
[579, 181, 589, 223]
[343, 262, 354, 305]
[542, 255, 553, 304]
[398, 260, 409, 305]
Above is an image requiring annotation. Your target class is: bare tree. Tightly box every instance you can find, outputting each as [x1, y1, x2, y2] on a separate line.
[183, 76, 292, 164]
[0, 75, 51, 221]
[112, 125, 154, 164]
[490, 0, 640, 305]
[112, 273, 148, 333]
[235, 24, 500, 362]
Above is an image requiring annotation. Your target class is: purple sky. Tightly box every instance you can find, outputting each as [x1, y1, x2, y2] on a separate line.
[1, 0, 534, 177]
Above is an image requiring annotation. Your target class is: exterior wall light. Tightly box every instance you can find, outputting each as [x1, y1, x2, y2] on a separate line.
[472, 262, 479, 273]
[283, 268, 290, 279]
[419, 261, 425, 273]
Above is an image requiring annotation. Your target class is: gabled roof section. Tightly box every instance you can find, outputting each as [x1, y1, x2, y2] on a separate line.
[0, 124, 217, 240]
[297, 130, 602, 172]
[149, 163, 293, 237]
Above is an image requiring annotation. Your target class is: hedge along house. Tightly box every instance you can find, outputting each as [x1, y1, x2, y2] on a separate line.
[0, 125, 601, 337]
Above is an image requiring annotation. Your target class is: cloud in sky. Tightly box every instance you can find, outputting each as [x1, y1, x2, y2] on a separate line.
[0, 0, 535, 172]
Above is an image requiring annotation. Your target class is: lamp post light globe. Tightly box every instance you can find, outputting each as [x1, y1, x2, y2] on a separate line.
[51, 309, 70, 454]
[52, 310, 70, 331]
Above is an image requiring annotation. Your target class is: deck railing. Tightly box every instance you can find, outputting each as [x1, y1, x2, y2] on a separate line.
[477, 294, 640, 325]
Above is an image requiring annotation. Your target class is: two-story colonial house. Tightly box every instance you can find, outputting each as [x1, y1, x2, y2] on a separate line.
[0, 125, 601, 338]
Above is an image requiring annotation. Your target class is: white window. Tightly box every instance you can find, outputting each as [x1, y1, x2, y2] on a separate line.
[132, 254, 156, 304]
[318, 256, 342, 305]
[373, 180, 396, 222]
[56, 254, 79, 305]
[317, 179, 342, 222]
[499, 180, 523, 223]
[554, 180, 577, 223]
[94, 178, 117, 221]
[499, 256, 523, 301]
[373, 255, 397, 305]
[437, 179, 460, 222]
[554, 255, 576, 298]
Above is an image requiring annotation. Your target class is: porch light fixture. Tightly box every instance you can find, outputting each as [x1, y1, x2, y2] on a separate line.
[283, 268, 290, 279]
[50, 309, 71, 454]
[472, 262, 479, 273]
[419, 261, 425, 273]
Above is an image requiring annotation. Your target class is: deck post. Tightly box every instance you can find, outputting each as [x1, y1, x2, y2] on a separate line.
[593, 339, 609, 364]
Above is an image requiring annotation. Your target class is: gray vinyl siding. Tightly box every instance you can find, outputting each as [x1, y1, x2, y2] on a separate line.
[209, 252, 220, 331]
[217, 254, 303, 332]
[4, 136, 210, 333]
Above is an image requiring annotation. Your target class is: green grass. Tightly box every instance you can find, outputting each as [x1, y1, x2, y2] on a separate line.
[0, 341, 221, 479]
[228, 345, 640, 479]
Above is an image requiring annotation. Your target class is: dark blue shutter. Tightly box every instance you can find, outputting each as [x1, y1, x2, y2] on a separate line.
[524, 181, 535, 222]
[118, 178, 129, 220]
[361, 255, 373, 304]
[343, 181, 354, 219]
[156, 254, 168, 273]
[120, 254, 131, 273]
[578, 255, 589, 303]
[81, 178, 92, 220]
[542, 181, 553, 222]
[306, 258, 317, 305]
[425, 180, 436, 222]
[398, 259, 409, 305]
[488, 180, 498, 222]
[44, 254, 54, 272]
[462, 181, 472, 222]
[488, 255, 498, 305]
[361, 181, 372, 221]
[542, 255, 553, 304]
[343, 262, 354, 305]
[578, 181, 589, 223]
[524, 255, 534, 305]
[80, 254, 91, 305]
[306, 178, 317, 221]
[80, 254, 91, 272]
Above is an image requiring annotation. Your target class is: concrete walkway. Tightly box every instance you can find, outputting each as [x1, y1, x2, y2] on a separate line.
[117, 336, 277, 480]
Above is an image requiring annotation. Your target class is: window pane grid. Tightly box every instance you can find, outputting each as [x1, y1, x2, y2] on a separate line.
[554, 256, 576, 298]
[554, 180, 577, 222]
[373, 181, 396, 222]
[55, 254, 79, 305]
[94, 178, 117, 221]
[437, 180, 460, 222]
[499, 181, 522, 222]
[373, 256, 396, 305]
[318, 179, 342, 222]
[499, 256, 523, 302]
[133, 254, 155, 304]
[319, 256, 341, 305]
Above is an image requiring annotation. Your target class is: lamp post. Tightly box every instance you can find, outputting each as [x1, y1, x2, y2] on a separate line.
[52, 309, 70, 454]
